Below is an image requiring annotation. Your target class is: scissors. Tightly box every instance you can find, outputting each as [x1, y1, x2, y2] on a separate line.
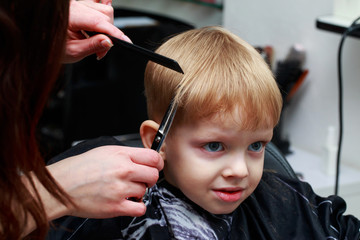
[86, 32, 183, 152]
[150, 98, 178, 152]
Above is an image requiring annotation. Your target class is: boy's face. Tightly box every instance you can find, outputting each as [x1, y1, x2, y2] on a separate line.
[163, 113, 273, 214]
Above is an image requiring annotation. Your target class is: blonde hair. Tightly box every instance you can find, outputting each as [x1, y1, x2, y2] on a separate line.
[144, 26, 282, 130]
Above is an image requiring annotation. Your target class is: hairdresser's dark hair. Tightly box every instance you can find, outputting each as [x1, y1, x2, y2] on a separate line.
[0, 0, 71, 238]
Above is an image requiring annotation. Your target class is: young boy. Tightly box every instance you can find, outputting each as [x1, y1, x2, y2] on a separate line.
[48, 27, 360, 239]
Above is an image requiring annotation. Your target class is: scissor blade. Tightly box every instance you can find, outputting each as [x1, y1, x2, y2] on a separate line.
[151, 100, 178, 152]
[86, 32, 184, 74]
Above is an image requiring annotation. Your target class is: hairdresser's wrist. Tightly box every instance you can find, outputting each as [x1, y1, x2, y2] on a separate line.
[20, 171, 73, 236]
[45, 163, 76, 219]
[29, 170, 73, 220]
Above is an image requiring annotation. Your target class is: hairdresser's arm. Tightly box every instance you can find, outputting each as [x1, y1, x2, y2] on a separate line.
[64, 0, 132, 63]
[23, 146, 162, 235]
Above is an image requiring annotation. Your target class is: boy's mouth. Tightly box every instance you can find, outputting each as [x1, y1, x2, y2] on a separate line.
[213, 188, 243, 202]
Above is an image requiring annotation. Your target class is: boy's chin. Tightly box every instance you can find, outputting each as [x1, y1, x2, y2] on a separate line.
[202, 202, 241, 215]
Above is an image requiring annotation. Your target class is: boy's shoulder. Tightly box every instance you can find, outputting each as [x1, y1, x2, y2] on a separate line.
[247, 171, 333, 218]
[237, 171, 360, 239]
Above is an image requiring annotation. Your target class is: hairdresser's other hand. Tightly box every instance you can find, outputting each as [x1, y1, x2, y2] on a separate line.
[47, 146, 163, 218]
[64, 0, 132, 63]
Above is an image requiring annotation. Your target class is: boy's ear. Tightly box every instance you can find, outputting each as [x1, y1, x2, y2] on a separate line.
[140, 120, 160, 149]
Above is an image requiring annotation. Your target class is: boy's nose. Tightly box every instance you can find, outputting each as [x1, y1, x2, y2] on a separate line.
[222, 153, 249, 179]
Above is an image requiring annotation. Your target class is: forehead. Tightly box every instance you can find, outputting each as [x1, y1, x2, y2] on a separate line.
[174, 108, 274, 138]
[169, 112, 273, 148]
[178, 103, 276, 132]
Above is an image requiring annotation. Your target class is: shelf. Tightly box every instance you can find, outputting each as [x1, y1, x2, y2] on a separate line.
[286, 147, 360, 196]
[316, 15, 360, 38]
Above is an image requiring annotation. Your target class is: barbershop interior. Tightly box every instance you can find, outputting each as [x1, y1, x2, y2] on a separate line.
[39, 0, 360, 217]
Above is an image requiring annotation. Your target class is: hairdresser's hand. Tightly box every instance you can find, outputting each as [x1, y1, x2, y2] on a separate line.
[64, 0, 132, 63]
[80, 0, 113, 5]
[47, 146, 163, 218]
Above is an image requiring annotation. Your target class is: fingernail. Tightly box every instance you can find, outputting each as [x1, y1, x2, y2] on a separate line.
[101, 39, 113, 49]
[96, 53, 106, 61]
[96, 50, 108, 61]
[121, 35, 132, 43]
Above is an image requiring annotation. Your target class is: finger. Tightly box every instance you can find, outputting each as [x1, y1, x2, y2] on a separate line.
[125, 147, 164, 171]
[118, 200, 147, 217]
[80, 1, 114, 21]
[81, 30, 114, 60]
[70, 1, 113, 25]
[80, 31, 109, 60]
[121, 181, 147, 198]
[101, 0, 112, 6]
[128, 164, 160, 188]
[70, 1, 129, 42]
[79, 0, 112, 5]
[79, 0, 101, 2]
[65, 35, 113, 62]
[95, 49, 108, 61]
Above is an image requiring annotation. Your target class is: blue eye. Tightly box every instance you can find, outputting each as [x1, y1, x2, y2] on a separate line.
[248, 142, 264, 152]
[204, 142, 224, 152]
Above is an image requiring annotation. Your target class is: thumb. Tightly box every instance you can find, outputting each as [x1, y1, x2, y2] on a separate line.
[78, 34, 113, 61]
[94, 36, 113, 60]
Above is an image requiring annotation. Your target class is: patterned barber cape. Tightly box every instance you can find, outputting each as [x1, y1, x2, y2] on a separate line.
[47, 172, 360, 240]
